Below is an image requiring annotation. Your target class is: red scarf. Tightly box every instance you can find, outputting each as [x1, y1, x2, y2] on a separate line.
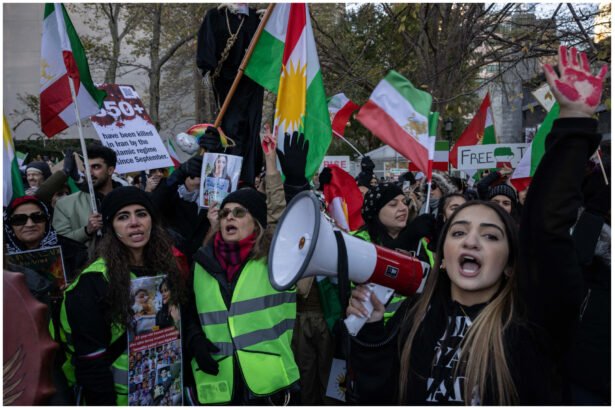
[213, 231, 256, 283]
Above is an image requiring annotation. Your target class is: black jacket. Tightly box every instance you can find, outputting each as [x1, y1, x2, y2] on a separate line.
[149, 178, 210, 263]
[348, 118, 601, 405]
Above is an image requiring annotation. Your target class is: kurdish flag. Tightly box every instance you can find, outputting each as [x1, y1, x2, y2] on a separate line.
[450, 93, 496, 169]
[244, 3, 331, 178]
[356, 70, 434, 175]
[328, 93, 360, 137]
[40, 3, 106, 138]
[511, 103, 560, 192]
[3, 116, 25, 205]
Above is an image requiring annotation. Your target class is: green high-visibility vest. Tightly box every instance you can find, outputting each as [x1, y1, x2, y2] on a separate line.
[59, 258, 129, 406]
[192, 258, 299, 404]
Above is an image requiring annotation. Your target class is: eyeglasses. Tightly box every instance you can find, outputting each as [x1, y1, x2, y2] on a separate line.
[9, 212, 48, 226]
[218, 207, 248, 219]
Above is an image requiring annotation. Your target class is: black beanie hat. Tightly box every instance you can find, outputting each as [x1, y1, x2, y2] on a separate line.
[220, 188, 267, 228]
[356, 171, 373, 188]
[26, 161, 52, 180]
[361, 182, 404, 222]
[101, 186, 157, 227]
[487, 184, 518, 203]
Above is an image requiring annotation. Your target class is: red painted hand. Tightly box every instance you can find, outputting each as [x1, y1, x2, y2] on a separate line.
[543, 45, 608, 118]
[261, 123, 278, 155]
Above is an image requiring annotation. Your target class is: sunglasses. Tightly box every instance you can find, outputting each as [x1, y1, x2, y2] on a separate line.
[9, 212, 47, 226]
[218, 207, 248, 219]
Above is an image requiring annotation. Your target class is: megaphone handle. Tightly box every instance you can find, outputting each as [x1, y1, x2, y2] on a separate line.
[344, 283, 394, 336]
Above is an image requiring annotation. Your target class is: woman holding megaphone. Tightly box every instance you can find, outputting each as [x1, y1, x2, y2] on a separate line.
[346, 46, 607, 405]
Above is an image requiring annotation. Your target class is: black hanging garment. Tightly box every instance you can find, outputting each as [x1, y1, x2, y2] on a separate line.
[196, 6, 264, 185]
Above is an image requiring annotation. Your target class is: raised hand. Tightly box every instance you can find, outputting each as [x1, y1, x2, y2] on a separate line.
[261, 124, 279, 177]
[276, 131, 309, 186]
[543, 45, 608, 118]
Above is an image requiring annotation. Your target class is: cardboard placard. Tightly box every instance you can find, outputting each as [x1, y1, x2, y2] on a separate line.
[199, 153, 242, 209]
[128, 275, 182, 406]
[90, 84, 173, 174]
[6, 246, 66, 292]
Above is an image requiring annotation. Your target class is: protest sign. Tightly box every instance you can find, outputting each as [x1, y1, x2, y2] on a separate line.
[456, 143, 527, 170]
[90, 84, 173, 174]
[128, 275, 182, 406]
[6, 246, 66, 291]
[199, 153, 242, 208]
[320, 156, 351, 173]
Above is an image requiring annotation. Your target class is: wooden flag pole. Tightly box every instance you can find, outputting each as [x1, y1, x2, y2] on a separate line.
[213, 4, 275, 129]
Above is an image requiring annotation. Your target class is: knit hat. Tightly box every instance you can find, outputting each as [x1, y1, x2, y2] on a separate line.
[361, 182, 403, 222]
[431, 171, 458, 196]
[101, 186, 157, 227]
[26, 161, 52, 180]
[220, 188, 267, 228]
[356, 171, 373, 188]
[487, 184, 518, 203]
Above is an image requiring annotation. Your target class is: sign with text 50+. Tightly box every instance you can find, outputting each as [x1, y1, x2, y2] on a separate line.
[90, 84, 173, 174]
[456, 143, 528, 170]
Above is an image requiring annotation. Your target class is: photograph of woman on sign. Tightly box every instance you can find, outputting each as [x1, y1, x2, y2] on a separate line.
[200, 153, 243, 208]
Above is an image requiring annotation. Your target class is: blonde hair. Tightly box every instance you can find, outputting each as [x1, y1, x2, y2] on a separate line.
[398, 201, 520, 405]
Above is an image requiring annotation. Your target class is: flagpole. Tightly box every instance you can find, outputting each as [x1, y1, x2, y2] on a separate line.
[596, 148, 609, 185]
[67, 77, 99, 219]
[213, 3, 275, 129]
[332, 129, 363, 157]
[416, 181, 432, 257]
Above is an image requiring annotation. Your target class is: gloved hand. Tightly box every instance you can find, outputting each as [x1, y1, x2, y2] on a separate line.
[193, 338, 220, 375]
[318, 167, 332, 191]
[360, 156, 375, 173]
[63, 149, 81, 182]
[171, 155, 203, 185]
[198, 126, 224, 153]
[276, 131, 309, 186]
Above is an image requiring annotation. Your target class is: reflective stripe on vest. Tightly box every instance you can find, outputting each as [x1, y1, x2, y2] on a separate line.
[60, 258, 130, 405]
[192, 258, 299, 404]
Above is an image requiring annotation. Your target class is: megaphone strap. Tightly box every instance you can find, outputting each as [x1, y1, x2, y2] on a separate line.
[334, 231, 351, 308]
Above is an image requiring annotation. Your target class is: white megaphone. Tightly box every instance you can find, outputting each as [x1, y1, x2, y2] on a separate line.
[268, 191, 426, 335]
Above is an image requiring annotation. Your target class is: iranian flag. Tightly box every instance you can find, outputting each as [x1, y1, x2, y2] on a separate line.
[356, 70, 434, 175]
[511, 103, 560, 192]
[410, 140, 448, 172]
[40, 3, 106, 138]
[3, 116, 25, 204]
[328, 93, 360, 137]
[450, 93, 496, 169]
[244, 3, 331, 178]
[322, 165, 364, 231]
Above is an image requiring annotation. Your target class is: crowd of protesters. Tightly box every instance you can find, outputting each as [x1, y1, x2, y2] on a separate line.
[3, 46, 610, 406]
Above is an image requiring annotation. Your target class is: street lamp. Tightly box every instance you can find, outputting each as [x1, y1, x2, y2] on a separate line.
[444, 117, 453, 143]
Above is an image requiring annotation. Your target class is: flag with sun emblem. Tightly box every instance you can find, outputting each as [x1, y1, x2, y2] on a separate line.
[244, 3, 331, 178]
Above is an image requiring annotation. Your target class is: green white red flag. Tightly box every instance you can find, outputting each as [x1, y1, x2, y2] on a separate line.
[450, 93, 496, 169]
[3, 116, 25, 204]
[166, 139, 182, 168]
[356, 70, 434, 175]
[40, 3, 106, 138]
[510, 103, 560, 192]
[410, 140, 448, 172]
[244, 3, 331, 178]
[328, 93, 360, 137]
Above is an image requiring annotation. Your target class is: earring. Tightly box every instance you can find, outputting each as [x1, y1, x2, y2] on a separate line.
[440, 259, 446, 270]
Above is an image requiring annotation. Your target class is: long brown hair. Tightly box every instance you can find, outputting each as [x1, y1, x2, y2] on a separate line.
[91, 222, 184, 326]
[398, 201, 520, 405]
